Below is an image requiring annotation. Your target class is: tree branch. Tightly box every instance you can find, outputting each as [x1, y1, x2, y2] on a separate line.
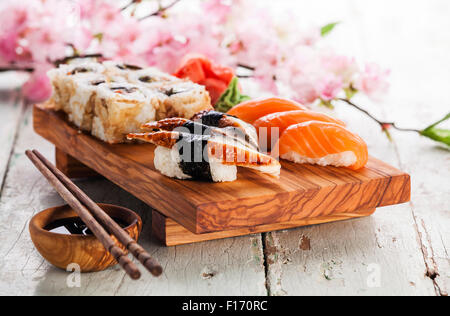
[237, 64, 256, 71]
[52, 53, 103, 67]
[121, 0, 143, 12]
[0, 67, 34, 73]
[1, 53, 104, 74]
[138, 0, 181, 21]
[338, 98, 421, 133]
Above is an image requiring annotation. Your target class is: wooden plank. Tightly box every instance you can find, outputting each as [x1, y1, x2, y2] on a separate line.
[0, 89, 25, 191]
[55, 148, 100, 179]
[0, 106, 267, 296]
[350, 0, 450, 297]
[33, 104, 410, 234]
[153, 209, 376, 246]
[263, 0, 440, 296]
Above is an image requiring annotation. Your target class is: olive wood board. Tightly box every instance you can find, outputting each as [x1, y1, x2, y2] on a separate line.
[33, 103, 411, 239]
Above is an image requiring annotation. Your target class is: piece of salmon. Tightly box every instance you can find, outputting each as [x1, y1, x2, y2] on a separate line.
[227, 97, 307, 124]
[274, 121, 368, 170]
[254, 110, 346, 151]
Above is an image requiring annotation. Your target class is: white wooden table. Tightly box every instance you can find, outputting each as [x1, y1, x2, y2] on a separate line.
[0, 0, 448, 296]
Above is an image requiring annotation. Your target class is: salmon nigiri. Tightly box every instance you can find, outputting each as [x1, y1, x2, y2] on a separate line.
[227, 97, 307, 124]
[274, 121, 368, 170]
[254, 110, 346, 151]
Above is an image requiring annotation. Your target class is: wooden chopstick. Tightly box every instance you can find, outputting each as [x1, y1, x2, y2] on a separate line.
[26, 150, 141, 280]
[32, 150, 163, 277]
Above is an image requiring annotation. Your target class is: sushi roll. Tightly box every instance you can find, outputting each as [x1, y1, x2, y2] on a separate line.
[254, 110, 346, 152]
[127, 130, 281, 182]
[47, 61, 215, 143]
[154, 81, 213, 121]
[92, 82, 159, 143]
[274, 121, 368, 170]
[67, 73, 108, 131]
[103, 61, 144, 78]
[126, 67, 180, 87]
[47, 62, 106, 112]
[227, 97, 307, 124]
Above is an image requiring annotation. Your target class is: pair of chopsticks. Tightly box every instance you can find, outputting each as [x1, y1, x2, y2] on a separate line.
[26, 149, 162, 280]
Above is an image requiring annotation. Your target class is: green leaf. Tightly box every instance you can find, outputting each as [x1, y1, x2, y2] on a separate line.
[318, 99, 335, 109]
[215, 77, 251, 113]
[383, 128, 393, 142]
[344, 85, 358, 100]
[321, 22, 340, 37]
[420, 112, 450, 147]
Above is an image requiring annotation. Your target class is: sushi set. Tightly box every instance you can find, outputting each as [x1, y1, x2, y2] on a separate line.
[33, 61, 411, 246]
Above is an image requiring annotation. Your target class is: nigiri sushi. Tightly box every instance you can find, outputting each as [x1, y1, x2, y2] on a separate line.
[143, 110, 259, 150]
[127, 130, 281, 182]
[141, 117, 256, 151]
[274, 121, 368, 170]
[227, 97, 307, 124]
[254, 110, 346, 152]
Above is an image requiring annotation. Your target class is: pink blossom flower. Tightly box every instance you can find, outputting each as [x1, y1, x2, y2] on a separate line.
[22, 64, 53, 102]
[0, 2, 32, 63]
[0, 0, 390, 107]
[202, 0, 232, 23]
[355, 63, 390, 99]
[140, 13, 231, 73]
[321, 55, 359, 86]
[317, 74, 343, 101]
[298, 28, 322, 46]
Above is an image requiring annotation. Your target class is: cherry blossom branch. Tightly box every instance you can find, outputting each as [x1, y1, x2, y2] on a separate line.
[338, 98, 421, 133]
[121, 0, 140, 12]
[138, 0, 181, 21]
[0, 53, 103, 74]
[0, 67, 34, 73]
[52, 53, 103, 67]
[237, 64, 256, 71]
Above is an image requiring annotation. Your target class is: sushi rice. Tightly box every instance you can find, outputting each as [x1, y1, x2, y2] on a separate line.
[154, 146, 237, 182]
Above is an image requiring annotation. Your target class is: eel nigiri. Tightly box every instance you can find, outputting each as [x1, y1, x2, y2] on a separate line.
[254, 110, 346, 152]
[143, 110, 259, 150]
[191, 110, 259, 150]
[274, 121, 368, 170]
[127, 130, 280, 182]
[141, 117, 256, 151]
[227, 97, 307, 124]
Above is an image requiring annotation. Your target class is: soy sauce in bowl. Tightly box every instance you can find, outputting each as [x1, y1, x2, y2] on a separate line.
[44, 217, 128, 236]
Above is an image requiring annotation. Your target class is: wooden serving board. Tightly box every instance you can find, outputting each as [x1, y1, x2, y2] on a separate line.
[33, 103, 411, 245]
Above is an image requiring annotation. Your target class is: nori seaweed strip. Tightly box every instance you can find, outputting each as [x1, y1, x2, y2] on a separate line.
[117, 64, 143, 70]
[180, 121, 215, 136]
[179, 121, 251, 150]
[194, 111, 258, 149]
[195, 111, 225, 127]
[177, 133, 213, 181]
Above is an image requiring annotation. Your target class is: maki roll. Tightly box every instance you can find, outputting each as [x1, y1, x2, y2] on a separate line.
[155, 81, 213, 121]
[47, 61, 214, 143]
[92, 82, 159, 143]
[103, 61, 144, 78]
[48, 62, 106, 112]
[126, 67, 180, 87]
[66, 74, 115, 131]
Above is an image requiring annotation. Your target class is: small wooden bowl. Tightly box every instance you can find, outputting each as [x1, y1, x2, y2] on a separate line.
[29, 203, 142, 272]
